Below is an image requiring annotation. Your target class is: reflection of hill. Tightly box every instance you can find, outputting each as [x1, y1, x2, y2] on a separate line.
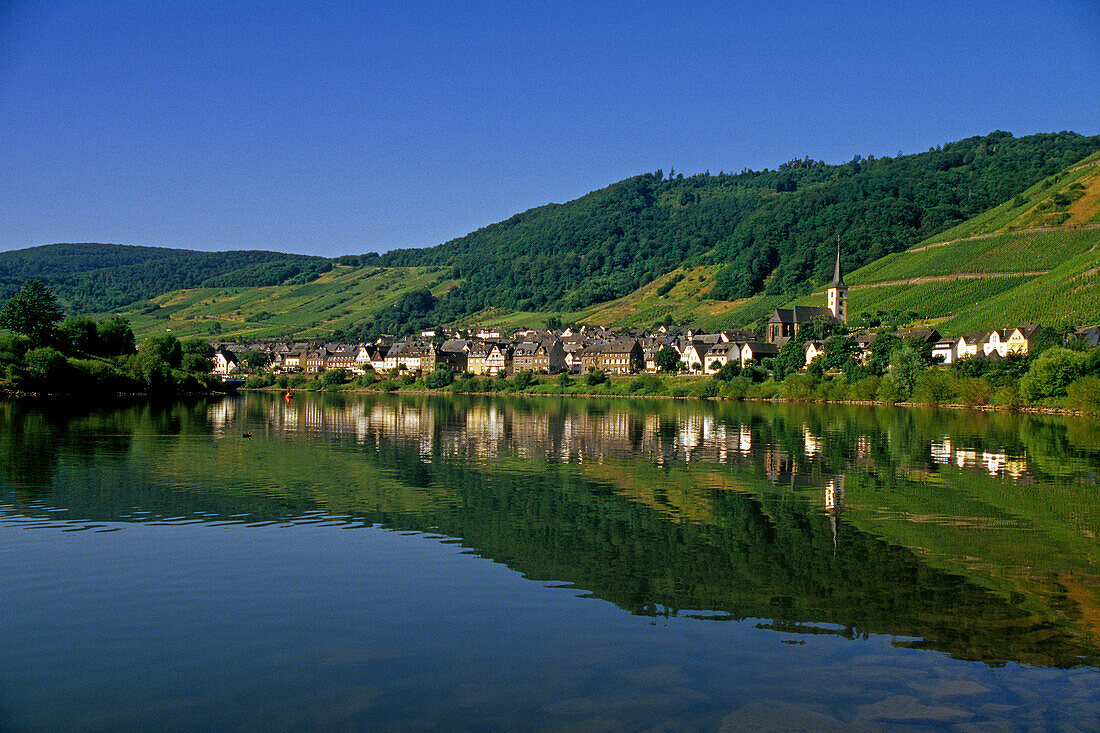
[0, 394, 1097, 669]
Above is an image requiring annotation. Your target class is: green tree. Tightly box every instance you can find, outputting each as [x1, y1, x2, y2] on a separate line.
[1019, 347, 1085, 400]
[773, 338, 805, 381]
[97, 316, 136, 355]
[321, 368, 348, 388]
[513, 370, 536, 389]
[181, 338, 215, 373]
[0, 280, 63, 346]
[889, 343, 925, 400]
[869, 332, 900, 375]
[240, 349, 271, 370]
[585, 368, 607, 386]
[821, 335, 856, 372]
[655, 346, 680, 373]
[425, 365, 454, 389]
[141, 334, 183, 369]
[20, 346, 71, 390]
[59, 316, 100, 355]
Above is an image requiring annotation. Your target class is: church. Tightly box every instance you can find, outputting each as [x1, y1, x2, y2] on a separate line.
[764, 247, 848, 344]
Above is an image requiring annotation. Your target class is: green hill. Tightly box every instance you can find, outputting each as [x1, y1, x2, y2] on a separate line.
[4, 130, 1099, 339]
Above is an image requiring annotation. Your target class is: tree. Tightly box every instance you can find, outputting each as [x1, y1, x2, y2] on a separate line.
[773, 339, 805, 381]
[97, 316, 136, 355]
[240, 348, 271, 370]
[869, 332, 900, 375]
[59, 316, 99, 355]
[20, 346, 71, 389]
[889, 343, 925, 400]
[821, 335, 856, 372]
[181, 338, 215, 373]
[0, 280, 63, 345]
[513, 370, 536, 389]
[321, 368, 348, 388]
[1020, 347, 1085, 400]
[138, 334, 183, 370]
[585, 368, 607, 386]
[425, 365, 454, 389]
[655, 346, 680, 373]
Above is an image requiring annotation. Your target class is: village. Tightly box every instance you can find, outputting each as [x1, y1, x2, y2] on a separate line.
[208, 251, 1098, 380]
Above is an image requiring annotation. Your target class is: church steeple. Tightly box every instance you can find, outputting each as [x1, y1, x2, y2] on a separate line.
[830, 243, 845, 288]
[826, 241, 848, 323]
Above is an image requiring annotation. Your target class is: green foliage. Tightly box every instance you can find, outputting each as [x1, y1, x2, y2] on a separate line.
[955, 377, 992, 407]
[425, 365, 454, 389]
[59, 316, 99, 354]
[1020, 347, 1086, 400]
[0, 245, 329, 313]
[1066, 376, 1100, 413]
[140, 334, 183, 370]
[180, 338, 215, 374]
[772, 338, 805, 381]
[240, 349, 271, 370]
[889, 343, 925, 399]
[20, 347, 70, 389]
[321, 369, 348, 388]
[691, 379, 719, 398]
[655, 346, 681, 373]
[585, 369, 608, 386]
[97, 316, 136, 355]
[628, 374, 665, 394]
[557, 372, 573, 388]
[511, 370, 535, 389]
[0, 279, 63, 345]
[912, 370, 956, 405]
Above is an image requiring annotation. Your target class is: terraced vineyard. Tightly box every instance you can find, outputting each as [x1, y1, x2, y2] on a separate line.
[120, 265, 459, 339]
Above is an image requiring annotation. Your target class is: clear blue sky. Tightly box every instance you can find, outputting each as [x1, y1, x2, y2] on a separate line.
[1, 1, 1097, 257]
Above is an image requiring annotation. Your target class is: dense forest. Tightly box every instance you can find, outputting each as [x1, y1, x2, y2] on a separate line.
[343, 131, 1099, 328]
[0, 243, 330, 313]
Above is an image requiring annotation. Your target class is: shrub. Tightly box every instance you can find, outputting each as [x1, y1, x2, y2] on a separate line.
[1020, 347, 1086, 400]
[779, 373, 816, 401]
[585, 369, 607, 386]
[425, 366, 454, 389]
[513, 370, 536, 389]
[321, 369, 348, 388]
[1066, 376, 1100, 413]
[692, 379, 719, 398]
[824, 378, 850, 402]
[876, 375, 902, 403]
[848, 376, 881, 401]
[629, 374, 664, 394]
[720, 375, 752, 400]
[379, 379, 399, 392]
[993, 381, 1026, 410]
[955, 377, 992, 407]
[912, 370, 956, 405]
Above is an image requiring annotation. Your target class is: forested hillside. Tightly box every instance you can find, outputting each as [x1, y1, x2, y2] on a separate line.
[0, 244, 331, 313]
[339, 131, 1099, 329]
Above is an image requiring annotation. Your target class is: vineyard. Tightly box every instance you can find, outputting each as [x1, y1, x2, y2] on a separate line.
[848, 229, 1100, 283]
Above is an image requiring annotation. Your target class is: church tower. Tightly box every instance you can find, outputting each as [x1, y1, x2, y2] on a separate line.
[826, 244, 848, 323]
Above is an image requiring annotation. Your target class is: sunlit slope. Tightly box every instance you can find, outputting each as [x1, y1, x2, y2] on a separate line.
[787, 155, 1100, 332]
[118, 265, 459, 339]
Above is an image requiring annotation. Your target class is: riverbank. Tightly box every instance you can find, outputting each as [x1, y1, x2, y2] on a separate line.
[246, 380, 1100, 417]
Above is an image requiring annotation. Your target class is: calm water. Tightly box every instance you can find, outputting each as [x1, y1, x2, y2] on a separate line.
[1, 394, 1098, 731]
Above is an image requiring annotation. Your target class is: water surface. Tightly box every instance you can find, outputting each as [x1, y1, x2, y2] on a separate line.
[1, 394, 1098, 730]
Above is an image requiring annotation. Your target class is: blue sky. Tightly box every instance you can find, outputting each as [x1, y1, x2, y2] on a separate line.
[1, 1, 1097, 257]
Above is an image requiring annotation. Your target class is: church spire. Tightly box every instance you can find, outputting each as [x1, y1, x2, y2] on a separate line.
[830, 239, 845, 288]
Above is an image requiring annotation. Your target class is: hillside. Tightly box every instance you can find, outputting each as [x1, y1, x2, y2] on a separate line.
[787, 150, 1100, 333]
[0, 243, 331, 314]
[5, 130, 1100, 340]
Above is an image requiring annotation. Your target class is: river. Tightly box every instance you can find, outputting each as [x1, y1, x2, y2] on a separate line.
[1, 394, 1097, 730]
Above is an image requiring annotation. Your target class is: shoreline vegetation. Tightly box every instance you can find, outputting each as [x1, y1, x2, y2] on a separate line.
[1, 279, 1099, 415]
[239, 361, 1100, 417]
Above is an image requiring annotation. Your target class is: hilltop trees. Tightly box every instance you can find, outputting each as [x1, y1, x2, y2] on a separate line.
[0, 279, 63, 345]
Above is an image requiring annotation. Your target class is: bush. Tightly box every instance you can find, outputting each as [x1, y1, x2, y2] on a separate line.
[876, 375, 902, 403]
[848, 376, 881, 401]
[692, 379, 719, 398]
[779, 373, 817, 401]
[824, 378, 850, 402]
[912, 370, 956, 405]
[993, 381, 1026, 410]
[513, 370, 536, 389]
[748, 379, 780, 400]
[629, 374, 664, 394]
[1066, 376, 1100, 413]
[720, 375, 752, 400]
[425, 366, 454, 389]
[1020, 347, 1086, 400]
[321, 369, 348, 388]
[585, 369, 607, 386]
[955, 377, 992, 407]
[245, 373, 275, 388]
[379, 379, 399, 392]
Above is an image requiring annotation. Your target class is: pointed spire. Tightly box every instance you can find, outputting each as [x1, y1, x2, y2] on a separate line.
[830, 238, 846, 288]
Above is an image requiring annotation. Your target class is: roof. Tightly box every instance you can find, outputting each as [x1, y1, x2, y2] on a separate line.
[829, 245, 846, 288]
[769, 306, 835, 324]
[743, 342, 779, 356]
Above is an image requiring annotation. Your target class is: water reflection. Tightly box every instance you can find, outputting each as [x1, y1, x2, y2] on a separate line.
[1, 394, 1098, 670]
